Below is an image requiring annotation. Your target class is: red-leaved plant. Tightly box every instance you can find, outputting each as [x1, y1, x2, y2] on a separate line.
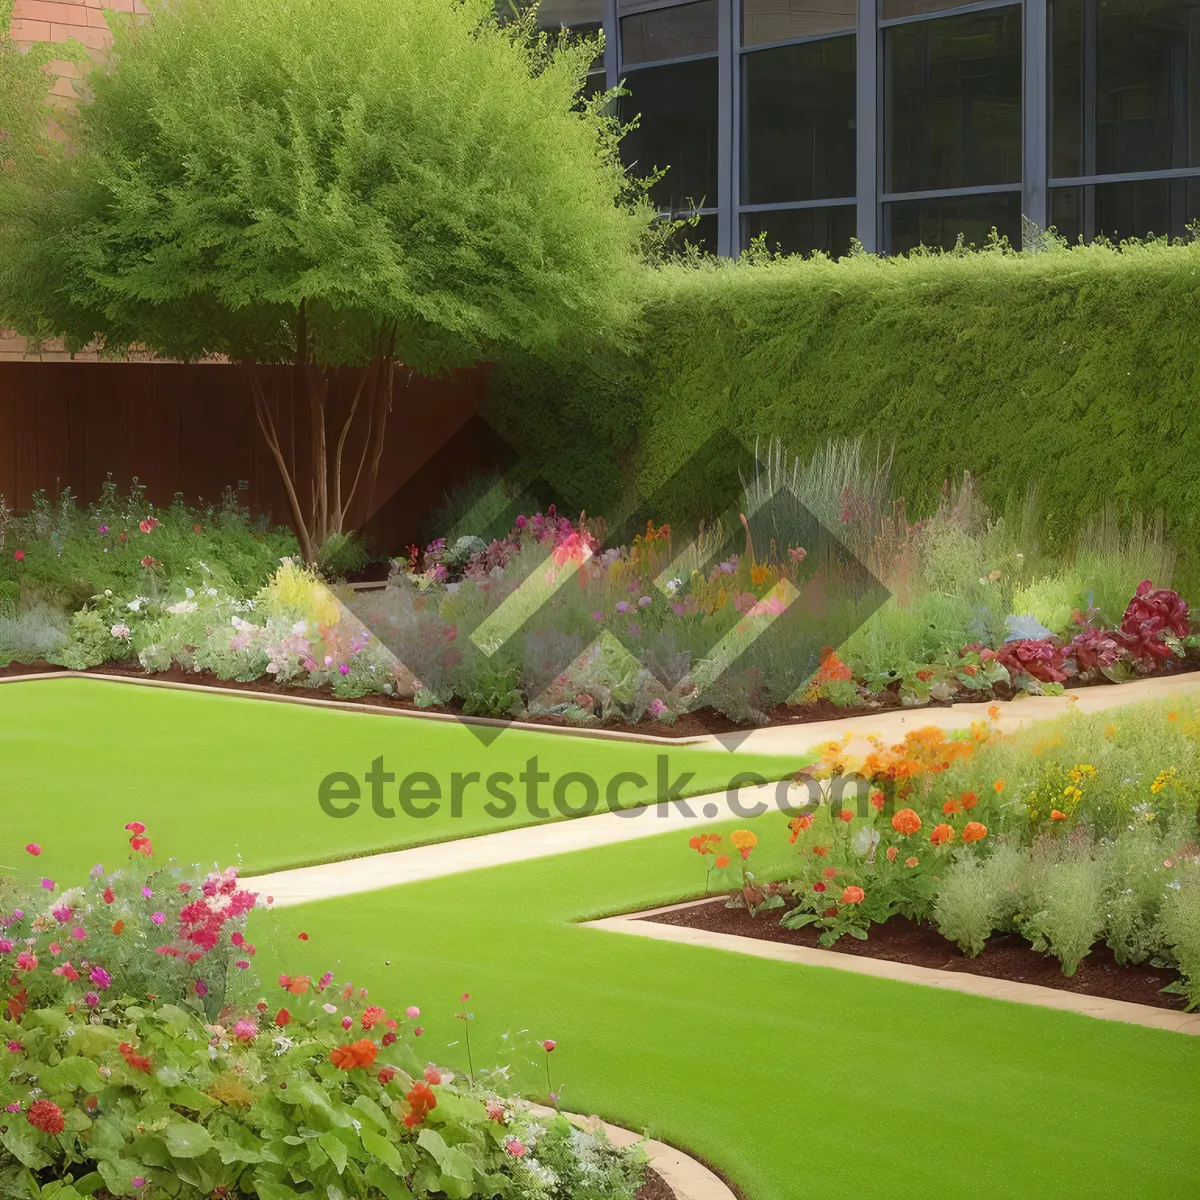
[995, 638, 1070, 684]
[1119, 581, 1190, 667]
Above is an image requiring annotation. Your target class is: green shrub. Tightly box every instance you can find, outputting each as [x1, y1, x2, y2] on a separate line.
[488, 239, 1200, 583]
[933, 844, 1024, 957]
[1159, 864, 1200, 1011]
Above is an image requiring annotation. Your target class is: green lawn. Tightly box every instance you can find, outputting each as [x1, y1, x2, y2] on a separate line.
[9, 678, 1200, 1198]
[0, 678, 806, 880]
[250, 817, 1200, 1200]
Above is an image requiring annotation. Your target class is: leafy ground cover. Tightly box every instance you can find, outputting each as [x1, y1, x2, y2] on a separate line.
[0, 678, 805, 880]
[248, 817, 1200, 1200]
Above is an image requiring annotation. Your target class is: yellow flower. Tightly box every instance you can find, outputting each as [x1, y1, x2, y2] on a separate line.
[730, 829, 758, 852]
[750, 564, 770, 585]
[1151, 768, 1177, 796]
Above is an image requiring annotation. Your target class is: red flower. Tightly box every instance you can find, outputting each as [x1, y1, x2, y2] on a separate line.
[275, 1008, 291, 1027]
[837, 809, 854, 823]
[378, 1066, 399, 1085]
[193, 524, 202, 534]
[1118, 581, 1190, 666]
[111, 920, 125, 935]
[813, 882, 826, 893]
[930, 823, 955, 846]
[886, 846, 898, 862]
[869, 791, 885, 811]
[119, 1042, 153, 1073]
[891, 809, 922, 836]
[330, 1039, 377, 1070]
[13, 550, 24, 562]
[995, 639, 1069, 684]
[361, 1006, 386, 1030]
[812, 845, 829, 857]
[403, 1080, 437, 1127]
[129, 835, 152, 857]
[102, 887, 115, 904]
[822, 867, 838, 879]
[27, 1099, 64, 1134]
[915, 669, 934, 683]
[140, 556, 159, 569]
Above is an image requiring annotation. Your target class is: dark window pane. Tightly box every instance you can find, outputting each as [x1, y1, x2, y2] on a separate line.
[743, 36, 856, 203]
[1050, 186, 1084, 242]
[741, 0, 855, 47]
[619, 58, 719, 210]
[661, 213, 720, 253]
[886, 7, 1023, 193]
[1054, 0, 1200, 177]
[1050, 0, 1083, 177]
[888, 192, 1022, 252]
[741, 204, 857, 255]
[621, 1, 718, 64]
[883, 0, 973, 18]
[536, 0, 603, 25]
[1097, 0, 1200, 173]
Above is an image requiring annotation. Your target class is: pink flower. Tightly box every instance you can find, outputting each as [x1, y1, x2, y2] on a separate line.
[48, 942, 62, 956]
[141, 887, 152, 899]
[13, 549, 24, 562]
[15, 951, 37, 971]
[542, 1040, 556, 1053]
[52, 906, 71, 923]
[131, 1177, 146, 1189]
[84, 992, 99, 1008]
[505, 1138, 528, 1158]
[234, 959, 250, 970]
[125, 822, 146, 834]
[71, 927, 86, 941]
[232, 1018, 257, 1041]
[5, 1102, 20, 1112]
[0, 939, 11, 953]
[89, 967, 112, 989]
[6, 1041, 21, 1053]
[24, 844, 40, 857]
[53, 962, 79, 981]
[342, 1017, 353, 1030]
[195, 979, 208, 997]
[40, 878, 55, 891]
[151, 913, 165, 925]
[406, 1005, 420, 1019]
[648, 698, 667, 718]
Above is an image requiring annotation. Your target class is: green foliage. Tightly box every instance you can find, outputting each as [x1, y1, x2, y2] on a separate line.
[933, 844, 1024, 957]
[489, 239, 1200, 580]
[317, 531, 372, 580]
[0, 0, 651, 372]
[1159, 864, 1200, 1010]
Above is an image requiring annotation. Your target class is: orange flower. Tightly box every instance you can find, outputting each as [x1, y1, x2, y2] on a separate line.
[961, 791, 978, 810]
[962, 822, 988, 843]
[330, 1039, 377, 1070]
[788, 815, 813, 843]
[987, 704, 1000, 720]
[822, 867, 838, 879]
[943, 798, 962, 815]
[891, 809, 922, 836]
[715, 856, 730, 869]
[840, 885, 865, 905]
[869, 790, 885, 811]
[993, 779, 1005, 793]
[930, 823, 955, 846]
[904, 856, 919, 868]
[837, 809, 854, 823]
[1050, 810, 1067, 822]
[119, 1042, 152, 1073]
[812, 845, 829, 858]
[287, 976, 311, 995]
[886, 847, 898, 862]
[111, 920, 125, 935]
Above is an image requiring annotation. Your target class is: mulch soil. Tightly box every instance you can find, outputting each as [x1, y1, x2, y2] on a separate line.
[642, 899, 1188, 1011]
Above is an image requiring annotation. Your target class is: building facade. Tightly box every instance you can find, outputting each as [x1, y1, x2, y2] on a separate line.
[543, 0, 1200, 255]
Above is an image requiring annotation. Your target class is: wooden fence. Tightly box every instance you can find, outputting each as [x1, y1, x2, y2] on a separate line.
[0, 360, 502, 552]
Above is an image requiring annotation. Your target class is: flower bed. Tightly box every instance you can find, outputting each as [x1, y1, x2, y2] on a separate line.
[3, 448, 1197, 732]
[0, 827, 651, 1198]
[674, 701, 1200, 1010]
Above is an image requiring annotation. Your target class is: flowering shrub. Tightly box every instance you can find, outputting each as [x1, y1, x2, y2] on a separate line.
[0, 831, 648, 1198]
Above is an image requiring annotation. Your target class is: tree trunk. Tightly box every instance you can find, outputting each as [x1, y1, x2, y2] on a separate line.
[241, 324, 397, 563]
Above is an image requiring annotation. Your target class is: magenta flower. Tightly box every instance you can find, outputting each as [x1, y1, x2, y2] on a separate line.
[71, 927, 86, 941]
[98, 525, 109, 535]
[649, 698, 667, 718]
[40, 878, 55, 891]
[24, 844, 40, 857]
[89, 967, 112, 990]
[195, 979, 208, 997]
[4, 1103, 20, 1113]
[339, 663, 350, 676]
[234, 959, 250, 969]
[141, 887, 153, 899]
[131, 1177, 146, 1189]
[84, 992, 99, 1008]
[0, 939, 12, 953]
[52, 906, 71, 923]
[232, 1019, 256, 1041]
[151, 913, 165, 926]
[6, 1041, 21, 1052]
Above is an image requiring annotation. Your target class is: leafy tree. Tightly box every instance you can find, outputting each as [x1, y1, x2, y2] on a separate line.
[0, 0, 653, 560]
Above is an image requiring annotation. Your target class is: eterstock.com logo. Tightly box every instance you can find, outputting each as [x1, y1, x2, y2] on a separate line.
[339, 426, 889, 748]
[317, 755, 893, 823]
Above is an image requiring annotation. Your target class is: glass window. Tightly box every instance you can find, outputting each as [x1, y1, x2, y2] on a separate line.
[619, 58, 720, 210]
[882, 0, 974, 17]
[1052, 178, 1200, 241]
[621, 1, 719, 64]
[660, 213, 720, 253]
[742, 36, 856, 203]
[886, 7, 1023, 193]
[741, 0, 855, 48]
[535, 0, 603, 25]
[741, 204, 857, 256]
[887, 192, 1022, 252]
[1053, 0, 1200, 178]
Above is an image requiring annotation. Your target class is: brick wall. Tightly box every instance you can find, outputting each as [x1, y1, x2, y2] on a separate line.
[2, 1, 149, 360]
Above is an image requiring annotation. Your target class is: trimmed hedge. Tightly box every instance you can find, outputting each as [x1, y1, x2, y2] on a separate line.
[486, 239, 1200, 553]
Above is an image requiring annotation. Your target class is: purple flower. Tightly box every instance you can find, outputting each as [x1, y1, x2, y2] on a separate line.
[141, 887, 152, 899]
[615, 601, 631, 615]
[40, 878, 55, 891]
[591, 611, 604, 621]
[672, 603, 685, 616]
[89, 967, 112, 990]
[151, 912, 165, 926]
[195, 979, 208, 997]
[90, 864, 104, 878]
[4, 1103, 20, 1113]
[98, 525, 109, 535]
[638, 596, 653, 608]
[649, 698, 667, 717]
[131, 1178, 146, 1189]
[339, 664, 350, 676]
[627, 623, 642, 638]
[84, 991, 99, 1008]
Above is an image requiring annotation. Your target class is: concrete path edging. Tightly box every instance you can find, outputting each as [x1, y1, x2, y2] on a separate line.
[527, 1104, 737, 1200]
[584, 905, 1200, 1038]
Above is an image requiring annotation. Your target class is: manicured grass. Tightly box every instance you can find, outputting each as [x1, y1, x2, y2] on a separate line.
[0, 678, 807, 881]
[251, 815, 1200, 1200]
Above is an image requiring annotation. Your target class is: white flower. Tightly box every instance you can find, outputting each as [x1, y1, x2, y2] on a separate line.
[166, 600, 198, 615]
[666, 577, 683, 594]
[185, 587, 195, 599]
[110, 624, 132, 640]
[272, 1035, 294, 1056]
[126, 598, 143, 612]
[291, 620, 307, 635]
